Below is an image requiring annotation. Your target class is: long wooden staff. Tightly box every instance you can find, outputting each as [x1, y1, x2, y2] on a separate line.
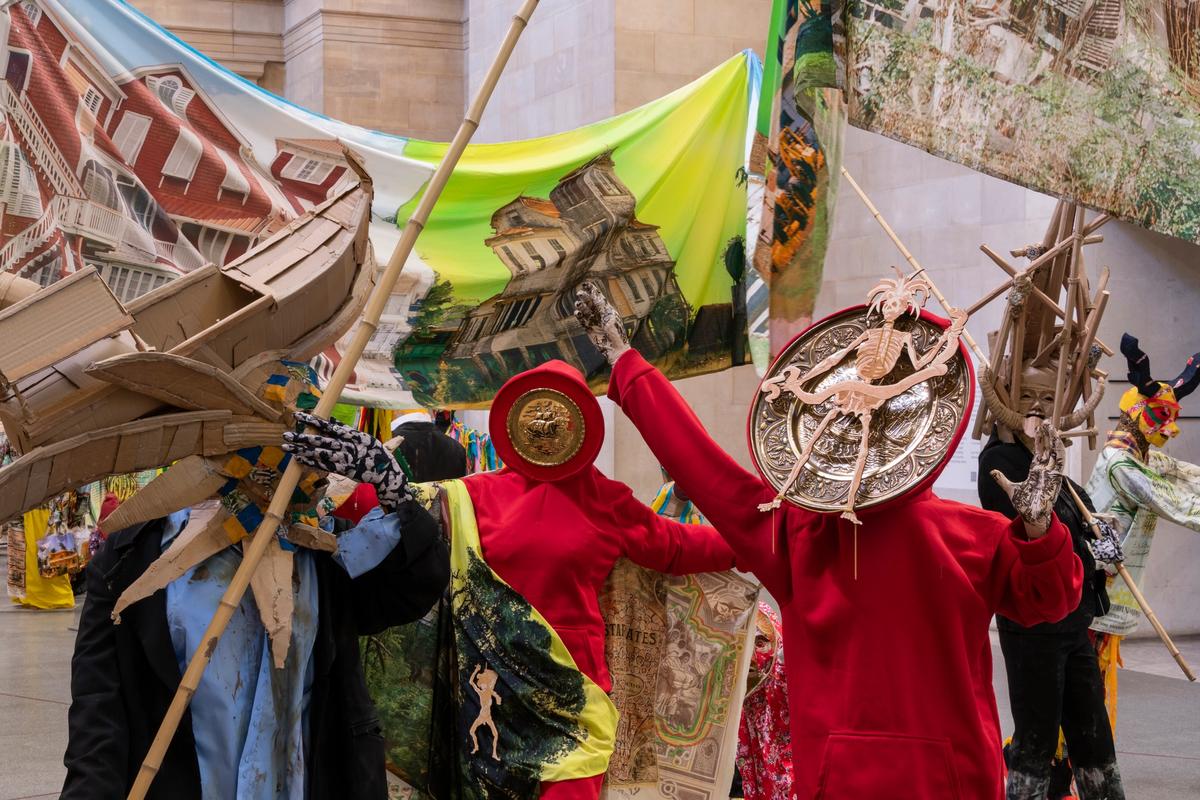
[126, 2, 541, 796]
[1064, 482, 1196, 682]
[839, 167, 988, 363]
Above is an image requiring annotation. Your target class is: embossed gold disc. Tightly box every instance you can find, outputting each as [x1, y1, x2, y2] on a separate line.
[506, 388, 586, 467]
[749, 307, 971, 512]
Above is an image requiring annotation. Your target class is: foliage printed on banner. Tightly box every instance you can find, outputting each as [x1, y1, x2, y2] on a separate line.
[843, 0, 1200, 243]
[754, 0, 845, 357]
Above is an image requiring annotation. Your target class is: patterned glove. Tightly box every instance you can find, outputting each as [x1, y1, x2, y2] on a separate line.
[282, 412, 413, 513]
[1088, 513, 1125, 565]
[990, 421, 1064, 537]
[574, 281, 630, 365]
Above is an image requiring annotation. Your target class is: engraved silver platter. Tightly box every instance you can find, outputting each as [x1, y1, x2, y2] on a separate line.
[748, 306, 971, 512]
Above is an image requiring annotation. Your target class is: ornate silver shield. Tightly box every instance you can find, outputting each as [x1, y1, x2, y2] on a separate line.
[749, 307, 972, 513]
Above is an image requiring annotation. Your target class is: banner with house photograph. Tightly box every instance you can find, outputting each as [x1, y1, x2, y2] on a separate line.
[0, 0, 758, 408]
[393, 55, 757, 406]
[842, 0, 1200, 244]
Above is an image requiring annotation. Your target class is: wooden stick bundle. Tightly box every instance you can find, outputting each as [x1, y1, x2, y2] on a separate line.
[125, 2, 542, 796]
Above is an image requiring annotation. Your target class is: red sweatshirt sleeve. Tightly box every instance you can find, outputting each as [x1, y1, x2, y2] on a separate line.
[607, 349, 793, 599]
[611, 488, 736, 574]
[988, 514, 1083, 626]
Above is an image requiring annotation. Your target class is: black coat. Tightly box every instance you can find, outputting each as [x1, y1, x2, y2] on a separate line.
[978, 436, 1109, 633]
[62, 506, 449, 800]
[393, 422, 468, 483]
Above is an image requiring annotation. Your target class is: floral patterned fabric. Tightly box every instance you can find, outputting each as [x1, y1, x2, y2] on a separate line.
[736, 602, 792, 800]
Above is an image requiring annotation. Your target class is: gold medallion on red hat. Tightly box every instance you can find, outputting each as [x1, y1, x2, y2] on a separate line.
[490, 360, 603, 482]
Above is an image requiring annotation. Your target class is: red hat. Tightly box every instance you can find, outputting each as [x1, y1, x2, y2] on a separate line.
[490, 360, 604, 482]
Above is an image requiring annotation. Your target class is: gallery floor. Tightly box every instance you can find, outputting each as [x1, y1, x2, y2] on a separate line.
[1, 579, 1198, 799]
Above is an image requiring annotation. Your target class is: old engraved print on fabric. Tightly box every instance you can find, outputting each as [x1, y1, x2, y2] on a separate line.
[750, 308, 970, 512]
[506, 389, 586, 467]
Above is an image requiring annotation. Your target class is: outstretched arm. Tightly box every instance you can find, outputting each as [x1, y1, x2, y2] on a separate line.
[1111, 452, 1200, 532]
[576, 283, 792, 597]
[908, 308, 968, 370]
[600, 476, 736, 575]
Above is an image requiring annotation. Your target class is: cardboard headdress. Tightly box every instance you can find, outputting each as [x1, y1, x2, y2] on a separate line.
[1115, 333, 1200, 447]
[489, 360, 603, 482]
[973, 202, 1111, 447]
[0, 158, 376, 667]
[748, 269, 973, 523]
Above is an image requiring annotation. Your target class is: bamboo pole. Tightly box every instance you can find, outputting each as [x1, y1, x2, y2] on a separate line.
[839, 167, 987, 363]
[125, 2, 541, 797]
[1064, 483, 1196, 682]
[1052, 207, 1084, 425]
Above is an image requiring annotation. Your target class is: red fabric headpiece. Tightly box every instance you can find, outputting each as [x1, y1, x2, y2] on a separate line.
[489, 360, 604, 482]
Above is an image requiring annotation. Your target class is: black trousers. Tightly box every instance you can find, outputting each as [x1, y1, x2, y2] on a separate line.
[999, 627, 1125, 800]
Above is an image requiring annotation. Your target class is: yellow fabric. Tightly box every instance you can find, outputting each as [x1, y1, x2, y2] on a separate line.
[1119, 386, 1180, 446]
[12, 509, 74, 610]
[1096, 633, 1123, 735]
[438, 480, 619, 781]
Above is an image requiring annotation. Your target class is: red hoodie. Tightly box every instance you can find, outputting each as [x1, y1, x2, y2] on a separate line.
[608, 350, 1082, 800]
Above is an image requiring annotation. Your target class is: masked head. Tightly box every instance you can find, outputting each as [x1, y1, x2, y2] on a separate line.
[1118, 334, 1199, 449]
[1015, 364, 1058, 440]
[489, 360, 603, 482]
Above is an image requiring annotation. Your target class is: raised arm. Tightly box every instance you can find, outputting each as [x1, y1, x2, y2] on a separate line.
[575, 283, 792, 598]
[987, 512, 1083, 625]
[1112, 451, 1200, 532]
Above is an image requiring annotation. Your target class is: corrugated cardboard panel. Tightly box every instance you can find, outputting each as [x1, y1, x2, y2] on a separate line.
[0, 269, 132, 382]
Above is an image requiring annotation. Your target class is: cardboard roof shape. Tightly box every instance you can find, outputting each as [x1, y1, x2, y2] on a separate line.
[0, 157, 375, 523]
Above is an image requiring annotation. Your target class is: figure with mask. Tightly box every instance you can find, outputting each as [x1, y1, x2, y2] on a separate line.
[978, 355, 1123, 800]
[575, 276, 1083, 800]
[1086, 335, 1200, 723]
[284, 360, 735, 799]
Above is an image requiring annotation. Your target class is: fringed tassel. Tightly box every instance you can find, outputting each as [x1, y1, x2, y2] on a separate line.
[1096, 633, 1123, 736]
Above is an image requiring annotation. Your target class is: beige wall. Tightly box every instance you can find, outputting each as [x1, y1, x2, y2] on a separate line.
[128, 1, 286, 91]
[825, 126, 1200, 635]
[467, 0, 616, 142]
[129, 0, 466, 138]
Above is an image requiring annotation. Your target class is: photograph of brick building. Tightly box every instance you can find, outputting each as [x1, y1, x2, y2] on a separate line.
[0, 0, 316, 304]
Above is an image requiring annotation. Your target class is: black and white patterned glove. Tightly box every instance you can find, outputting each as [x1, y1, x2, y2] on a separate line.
[1088, 514, 1125, 565]
[282, 412, 413, 513]
[990, 421, 1064, 537]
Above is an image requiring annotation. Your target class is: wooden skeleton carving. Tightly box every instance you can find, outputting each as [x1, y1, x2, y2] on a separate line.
[757, 269, 967, 522]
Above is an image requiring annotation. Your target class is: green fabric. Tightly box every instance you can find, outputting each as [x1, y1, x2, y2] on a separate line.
[394, 54, 756, 406]
[364, 481, 617, 798]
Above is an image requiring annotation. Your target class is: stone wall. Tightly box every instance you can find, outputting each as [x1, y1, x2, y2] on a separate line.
[129, 0, 466, 138]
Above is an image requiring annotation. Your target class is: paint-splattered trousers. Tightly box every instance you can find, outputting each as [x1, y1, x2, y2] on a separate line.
[999, 626, 1125, 800]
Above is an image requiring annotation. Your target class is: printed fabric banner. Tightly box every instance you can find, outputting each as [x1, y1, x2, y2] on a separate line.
[842, 0, 1200, 244]
[0, 1, 758, 408]
[750, 0, 846, 364]
[599, 483, 760, 799]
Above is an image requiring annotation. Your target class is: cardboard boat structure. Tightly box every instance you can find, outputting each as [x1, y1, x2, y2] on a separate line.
[0, 162, 376, 526]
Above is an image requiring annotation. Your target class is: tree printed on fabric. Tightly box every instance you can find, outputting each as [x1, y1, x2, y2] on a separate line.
[449, 545, 592, 798]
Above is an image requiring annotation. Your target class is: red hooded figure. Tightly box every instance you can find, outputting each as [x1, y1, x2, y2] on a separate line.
[600, 298, 1083, 799]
